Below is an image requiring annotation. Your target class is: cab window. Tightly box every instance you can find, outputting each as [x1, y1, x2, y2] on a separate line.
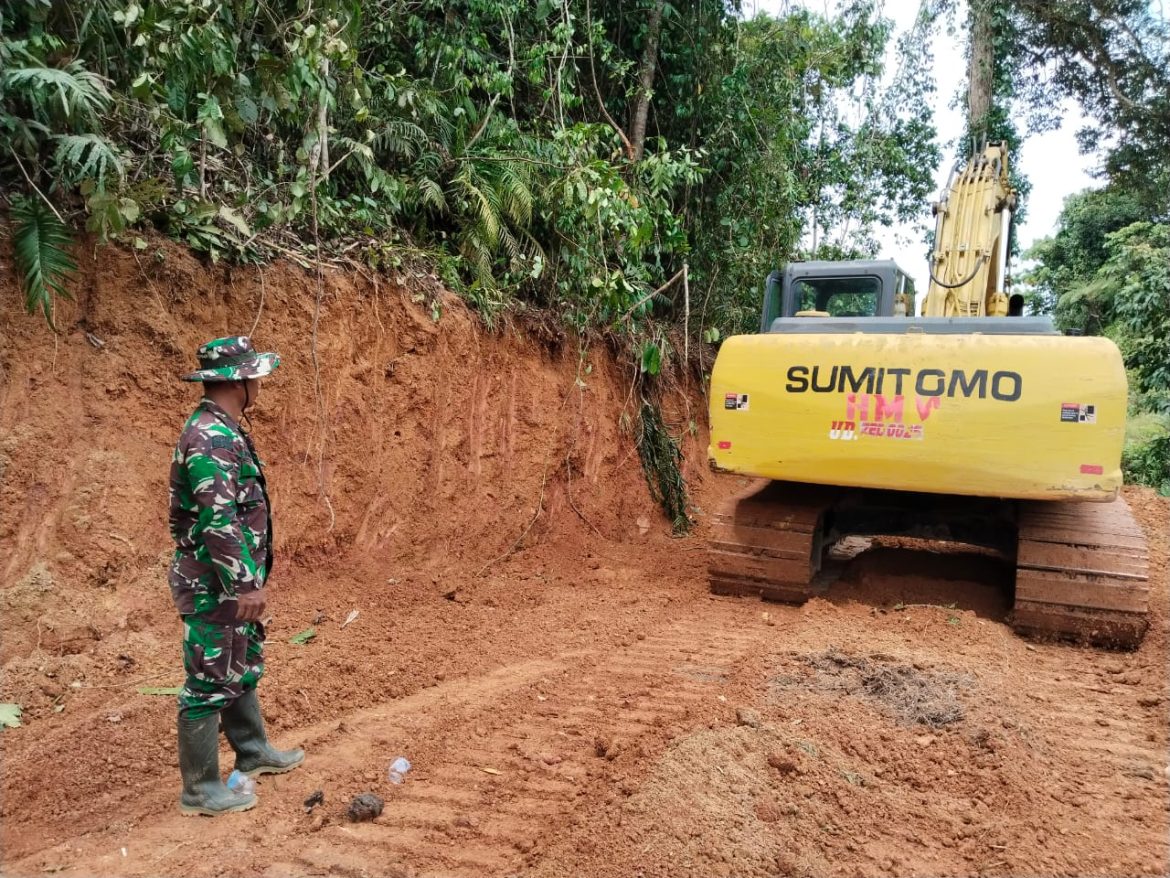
[793, 276, 881, 317]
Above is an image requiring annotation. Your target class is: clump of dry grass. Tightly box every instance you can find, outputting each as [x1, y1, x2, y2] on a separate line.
[776, 648, 972, 727]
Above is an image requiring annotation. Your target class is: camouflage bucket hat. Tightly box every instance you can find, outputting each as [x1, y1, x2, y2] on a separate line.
[181, 336, 280, 382]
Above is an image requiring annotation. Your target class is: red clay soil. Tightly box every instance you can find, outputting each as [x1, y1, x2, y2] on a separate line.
[1, 242, 1167, 878]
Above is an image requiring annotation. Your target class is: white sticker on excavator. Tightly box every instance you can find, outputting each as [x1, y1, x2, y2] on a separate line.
[1060, 403, 1096, 424]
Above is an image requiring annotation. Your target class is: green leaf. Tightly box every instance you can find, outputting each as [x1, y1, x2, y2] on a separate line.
[202, 117, 228, 149]
[118, 198, 140, 224]
[198, 95, 228, 148]
[10, 196, 77, 326]
[2, 61, 111, 126]
[52, 134, 124, 187]
[217, 206, 251, 237]
[0, 703, 22, 728]
[171, 149, 196, 187]
[137, 686, 181, 696]
[640, 341, 661, 376]
[289, 628, 317, 645]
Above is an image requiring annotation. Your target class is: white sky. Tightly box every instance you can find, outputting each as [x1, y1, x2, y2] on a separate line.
[746, 0, 1100, 291]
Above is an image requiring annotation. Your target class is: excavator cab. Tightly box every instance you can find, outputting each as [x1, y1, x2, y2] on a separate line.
[758, 260, 915, 329]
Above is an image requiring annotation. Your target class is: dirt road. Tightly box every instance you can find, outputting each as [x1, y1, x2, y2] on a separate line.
[3, 485, 1167, 878]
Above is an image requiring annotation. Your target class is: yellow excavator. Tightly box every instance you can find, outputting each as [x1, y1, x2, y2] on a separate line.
[707, 143, 1150, 648]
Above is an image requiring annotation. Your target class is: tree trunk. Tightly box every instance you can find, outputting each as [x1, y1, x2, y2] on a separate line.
[967, 0, 995, 142]
[629, 0, 666, 162]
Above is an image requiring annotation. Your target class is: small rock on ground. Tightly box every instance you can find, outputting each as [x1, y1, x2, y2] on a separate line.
[347, 793, 384, 822]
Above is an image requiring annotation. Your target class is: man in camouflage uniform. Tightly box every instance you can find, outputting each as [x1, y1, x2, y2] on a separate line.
[170, 336, 304, 816]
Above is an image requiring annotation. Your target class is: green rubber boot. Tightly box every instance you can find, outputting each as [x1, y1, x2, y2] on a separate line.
[178, 713, 257, 816]
[221, 689, 305, 776]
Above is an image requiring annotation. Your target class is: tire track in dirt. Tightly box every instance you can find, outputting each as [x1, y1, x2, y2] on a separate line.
[1014, 659, 1169, 854]
[289, 612, 768, 877]
[6, 605, 766, 878]
[3, 656, 564, 875]
[5, 487, 1166, 878]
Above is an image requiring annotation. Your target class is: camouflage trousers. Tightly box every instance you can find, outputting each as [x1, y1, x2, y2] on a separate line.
[178, 608, 265, 720]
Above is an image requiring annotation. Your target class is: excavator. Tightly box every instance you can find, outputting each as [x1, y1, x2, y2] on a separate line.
[706, 143, 1150, 648]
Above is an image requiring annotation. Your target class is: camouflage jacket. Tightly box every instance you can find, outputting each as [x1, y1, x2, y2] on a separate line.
[168, 399, 273, 618]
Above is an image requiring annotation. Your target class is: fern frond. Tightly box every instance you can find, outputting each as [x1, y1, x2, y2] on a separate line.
[2, 61, 111, 126]
[455, 171, 500, 249]
[415, 176, 447, 212]
[375, 118, 427, 160]
[497, 223, 521, 263]
[10, 196, 77, 326]
[496, 163, 533, 227]
[425, 108, 456, 152]
[52, 134, 124, 186]
[462, 234, 496, 289]
[333, 136, 406, 209]
[334, 135, 375, 163]
[413, 149, 443, 176]
[518, 228, 546, 262]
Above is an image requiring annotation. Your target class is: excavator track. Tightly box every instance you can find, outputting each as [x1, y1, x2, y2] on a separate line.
[708, 481, 840, 602]
[709, 482, 1150, 650]
[1010, 498, 1150, 649]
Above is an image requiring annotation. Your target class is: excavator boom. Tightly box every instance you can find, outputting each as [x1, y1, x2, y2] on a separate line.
[923, 143, 1017, 317]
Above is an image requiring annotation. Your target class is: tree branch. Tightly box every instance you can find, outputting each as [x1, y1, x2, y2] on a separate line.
[8, 150, 67, 224]
[585, 0, 635, 161]
[622, 266, 686, 320]
[464, 92, 501, 152]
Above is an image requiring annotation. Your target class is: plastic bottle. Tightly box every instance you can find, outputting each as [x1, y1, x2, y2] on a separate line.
[388, 756, 411, 784]
[227, 769, 256, 796]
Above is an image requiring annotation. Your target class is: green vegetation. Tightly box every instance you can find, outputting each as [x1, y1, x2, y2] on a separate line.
[2, 1, 1167, 503]
[1, 0, 936, 339]
[1, 0, 943, 522]
[635, 400, 689, 533]
[1124, 413, 1170, 496]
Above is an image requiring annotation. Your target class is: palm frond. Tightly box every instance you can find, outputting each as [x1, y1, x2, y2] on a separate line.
[497, 222, 521, 263]
[517, 227, 546, 262]
[455, 170, 500, 249]
[460, 231, 496, 289]
[10, 196, 77, 326]
[496, 162, 533, 226]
